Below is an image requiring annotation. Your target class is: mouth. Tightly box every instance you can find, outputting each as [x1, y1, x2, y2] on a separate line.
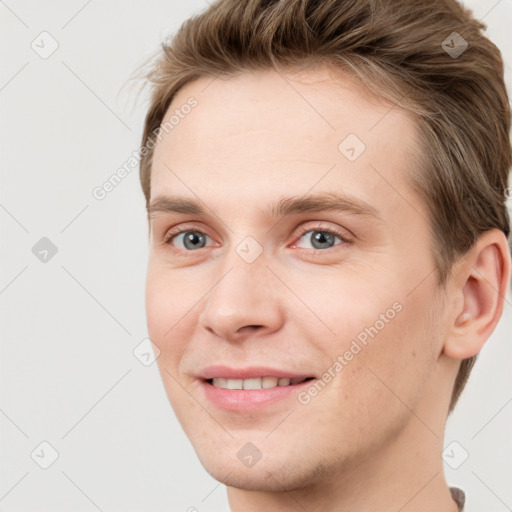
[206, 376, 315, 390]
[198, 366, 318, 411]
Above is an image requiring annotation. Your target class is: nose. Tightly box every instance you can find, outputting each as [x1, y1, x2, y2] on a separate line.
[197, 256, 285, 343]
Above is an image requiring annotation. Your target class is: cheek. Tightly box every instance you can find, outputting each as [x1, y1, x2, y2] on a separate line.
[290, 270, 403, 353]
[301, 270, 438, 402]
[145, 270, 192, 414]
[145, 258, 198, 333]
[341, 289, 438, 417]
[145, 263, 191, 365]
[300, 301, 437, 453]
[145, 270, 171, 341]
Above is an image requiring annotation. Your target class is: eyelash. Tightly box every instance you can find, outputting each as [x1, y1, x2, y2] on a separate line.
[162, 223, 351, 253]
[293, 225, 351, 249]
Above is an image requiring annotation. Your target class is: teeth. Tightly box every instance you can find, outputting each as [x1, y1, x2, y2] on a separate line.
[262, 376, 278, 388]
[211, 376, 307, 390]
[226, 379, 243, 390]
[214, 377, 228, 388]
[243, 378, 261, 390]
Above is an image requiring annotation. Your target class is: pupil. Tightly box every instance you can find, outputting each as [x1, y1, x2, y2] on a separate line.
[184, 232, 205, 250]
[312, 231, 334, 249]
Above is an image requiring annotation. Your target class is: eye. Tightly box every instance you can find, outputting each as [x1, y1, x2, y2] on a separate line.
[165, 230, 213, 251]
[294, 227, 349, 250]
[161, 224, 351, 254]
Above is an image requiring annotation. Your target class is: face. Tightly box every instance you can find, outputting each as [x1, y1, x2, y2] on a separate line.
[145, 65, 447, 492]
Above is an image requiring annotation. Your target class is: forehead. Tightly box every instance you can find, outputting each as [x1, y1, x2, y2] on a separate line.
[150, 65, 421, 216]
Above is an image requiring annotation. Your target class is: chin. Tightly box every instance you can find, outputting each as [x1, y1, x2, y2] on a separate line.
[209, 466, 283, 492]
[193, 443, 333, 492]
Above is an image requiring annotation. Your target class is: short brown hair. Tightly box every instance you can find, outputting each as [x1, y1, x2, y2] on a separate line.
[137, 0, 511, 412]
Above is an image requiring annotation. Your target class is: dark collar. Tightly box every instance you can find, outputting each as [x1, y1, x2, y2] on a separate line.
[450, 487, 466, 511]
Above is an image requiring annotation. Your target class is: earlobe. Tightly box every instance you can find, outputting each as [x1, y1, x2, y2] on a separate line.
[442, 230, 511, 360]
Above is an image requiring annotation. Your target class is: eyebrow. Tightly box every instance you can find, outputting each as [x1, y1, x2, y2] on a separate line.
[148, 192, 382, 221]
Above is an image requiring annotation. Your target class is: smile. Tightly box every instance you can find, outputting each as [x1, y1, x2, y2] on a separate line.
[208, 376, 314, 389]
[198, 367, 318, 411]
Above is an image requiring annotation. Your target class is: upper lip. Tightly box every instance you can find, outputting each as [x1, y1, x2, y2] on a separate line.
[198, 365, 315, 380]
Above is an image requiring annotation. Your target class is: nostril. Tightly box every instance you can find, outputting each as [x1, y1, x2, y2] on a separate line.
[238, 325, 263, 333]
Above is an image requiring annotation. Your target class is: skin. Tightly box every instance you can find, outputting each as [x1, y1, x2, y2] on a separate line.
[145, 65, 511, 511]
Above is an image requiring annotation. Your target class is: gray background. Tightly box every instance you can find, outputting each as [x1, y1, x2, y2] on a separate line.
[1, 1, 511, 511]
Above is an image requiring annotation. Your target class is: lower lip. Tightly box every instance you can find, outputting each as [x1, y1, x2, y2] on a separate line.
[200, 379, 316, 411]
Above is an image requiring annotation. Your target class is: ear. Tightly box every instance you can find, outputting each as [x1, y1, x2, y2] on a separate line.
[442, 229, 511, 360]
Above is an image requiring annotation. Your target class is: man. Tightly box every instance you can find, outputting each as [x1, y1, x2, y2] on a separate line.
[138, 0, 511, 510]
